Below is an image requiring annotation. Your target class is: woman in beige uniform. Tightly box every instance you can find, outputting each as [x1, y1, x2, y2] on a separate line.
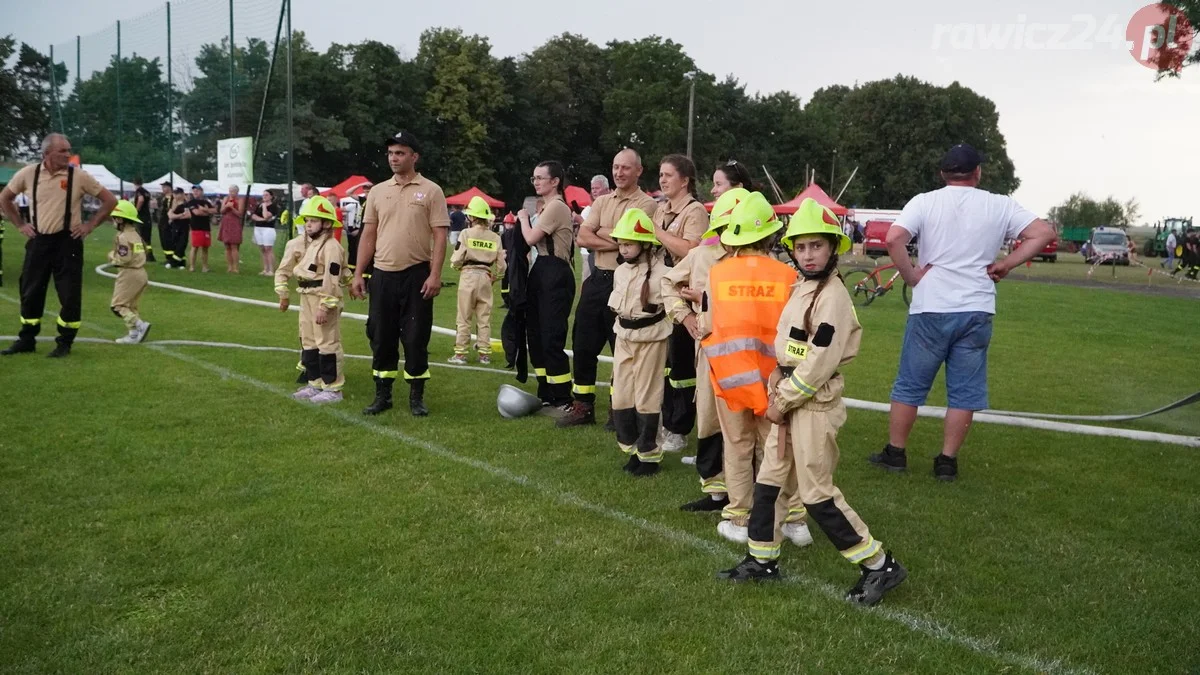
[519, 160, 576, 410]
[654, 154, 710, 453]
[718, 198, 907, 608]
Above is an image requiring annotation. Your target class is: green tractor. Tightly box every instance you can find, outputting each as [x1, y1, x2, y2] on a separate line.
[1144, 217, 1194, 257]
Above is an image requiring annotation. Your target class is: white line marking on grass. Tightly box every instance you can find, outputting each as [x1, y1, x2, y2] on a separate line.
[142, 343, 1093, 675]
[88, 265, 1200, 447]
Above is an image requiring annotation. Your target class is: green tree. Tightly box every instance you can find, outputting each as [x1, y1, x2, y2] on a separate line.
[518, 33, 609, 187]
[1048, 193, 1139, 229]
[415, 28, 507, 194]
[602, 36, 700, 186]
[1152, 0, 1199, 78]
[0, 39, 65, 160]
[815, 76, 1019, 208]
[60, 54, 176, 181]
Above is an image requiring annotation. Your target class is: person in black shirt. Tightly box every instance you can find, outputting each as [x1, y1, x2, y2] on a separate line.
[449, 204, 468, 249]
[131, 177, 156, 262]
[179, 185, 214, 272]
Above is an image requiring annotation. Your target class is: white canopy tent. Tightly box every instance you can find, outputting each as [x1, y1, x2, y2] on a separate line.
[81, 164, 128, 193]
[195, 180, 314, 197]
[147, 171, 193, 193]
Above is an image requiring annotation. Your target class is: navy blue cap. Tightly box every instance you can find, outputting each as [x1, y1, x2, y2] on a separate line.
[191, 184, 204, 190]
[939, 144, 984, 173]
[385, 130, 423, 154]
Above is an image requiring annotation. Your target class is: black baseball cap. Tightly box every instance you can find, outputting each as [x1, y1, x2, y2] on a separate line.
[385, 130, 422, 154]
[939, 144, 985, 173]
[173, 187, 185, 193]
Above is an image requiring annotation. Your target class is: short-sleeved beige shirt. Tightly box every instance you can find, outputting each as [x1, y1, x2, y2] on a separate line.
[7, 163, 105, 235]
[362, 173, 450, 272]
[536, 197, 574, 261]
[653, 193, 709, 266]
[581, 188, 658, 271]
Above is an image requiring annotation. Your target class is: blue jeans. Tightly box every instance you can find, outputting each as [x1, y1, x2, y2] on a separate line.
[891, 312, 993, 411]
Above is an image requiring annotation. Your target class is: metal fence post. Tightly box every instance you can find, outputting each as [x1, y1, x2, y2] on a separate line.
[116, 20, 124, 195]
[229, 0, 236, 137]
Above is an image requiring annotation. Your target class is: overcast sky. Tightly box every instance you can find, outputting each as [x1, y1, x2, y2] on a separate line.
[7, 0, 1198, 222]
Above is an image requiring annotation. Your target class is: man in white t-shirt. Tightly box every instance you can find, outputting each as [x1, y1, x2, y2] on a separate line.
[1163, 230, 1178, 271]
[867, 144, 1055, 481]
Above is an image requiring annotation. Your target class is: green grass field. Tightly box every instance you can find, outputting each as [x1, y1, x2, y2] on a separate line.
[2, 225, 1198, 674]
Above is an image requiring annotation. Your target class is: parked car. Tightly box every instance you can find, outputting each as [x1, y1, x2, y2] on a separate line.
[1016, 235, 1059, 262]
[863, 220, 894, 258]
[1085, 227, 1130, 265]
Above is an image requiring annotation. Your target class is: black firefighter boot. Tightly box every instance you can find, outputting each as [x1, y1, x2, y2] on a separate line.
[409, 379, 429, 417]
[363, 377, 394, 416]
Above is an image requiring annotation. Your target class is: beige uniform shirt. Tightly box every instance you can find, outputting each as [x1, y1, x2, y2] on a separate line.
[581, 188, 659, 270]
[362, 174, 450, 272]
[661, 244, 727, 339]
[772, 278, 862, 413]
[653, 194, 709, 267]
[286, 234, 348, 309]
[609, 257, 671, 343]
[7, 163, 105, 234]
[536, 197, 574, 261]
[108, 227, 147, 269]
[452, 224, 508, 278]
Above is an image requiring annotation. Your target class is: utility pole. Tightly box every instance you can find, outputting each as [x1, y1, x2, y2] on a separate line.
[685, 71, 696, 160]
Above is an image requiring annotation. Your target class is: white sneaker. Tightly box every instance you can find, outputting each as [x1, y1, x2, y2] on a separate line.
[134, 320, 151, 343]
[310, 390, 343, 404]
[447, 354, 468, 365]
[717, 520, 749, 544]
[292, 385, 321, 400]
[662, 431, 688, 453]
[782, 521, 814, 547]
[114, 331, 139, 345]
[681, 455, 697, 465]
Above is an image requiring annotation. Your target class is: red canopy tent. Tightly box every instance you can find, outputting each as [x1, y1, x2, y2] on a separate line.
[563, 185, 591, 209]
[446, 186, 504, 208]
[321, 175, 373, 199]
[774, 183, 848, 216]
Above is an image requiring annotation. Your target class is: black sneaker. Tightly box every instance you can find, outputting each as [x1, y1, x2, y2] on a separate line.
[933, 454, 958, 482]
[868, 444, 907, 472]
[717, 554, 780, 582]
[631, 461, 661, 477]
[846, 552, 907, 606]
[1, 340, 36, 356]
[47, 344, 71, 358]
[680, 494, 729, 512]
[622, 454, 641, 473]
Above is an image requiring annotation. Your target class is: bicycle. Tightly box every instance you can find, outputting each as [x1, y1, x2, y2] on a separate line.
[842, 263, 911, 307]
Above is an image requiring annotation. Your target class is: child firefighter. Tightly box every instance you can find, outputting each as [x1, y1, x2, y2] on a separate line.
[449, 196, 507, 365]
[718, 197, 907, 608]
[275, 195, 349, 403]
[608, 208, 672, 477]
[108, 199, 152, 344]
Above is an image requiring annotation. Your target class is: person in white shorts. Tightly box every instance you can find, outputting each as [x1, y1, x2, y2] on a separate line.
[250, 190, 281, 275]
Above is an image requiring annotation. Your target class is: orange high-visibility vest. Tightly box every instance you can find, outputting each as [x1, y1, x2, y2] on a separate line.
[701, 254, 797, 415]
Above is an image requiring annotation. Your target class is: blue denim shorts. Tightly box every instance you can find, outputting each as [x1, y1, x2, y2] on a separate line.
[890, 312, 994, 411]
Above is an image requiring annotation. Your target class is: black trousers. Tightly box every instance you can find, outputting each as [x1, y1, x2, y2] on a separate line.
[526, 255, 575, 405]
[163, 221, 188, 264]
[137, 220, 156, 260]
[570, 269, 615, 404]
[17, 231, 83, 346]
[662, 323, 698, 435]
[0, 224, 5, 287]
[368, 263, 433, 382]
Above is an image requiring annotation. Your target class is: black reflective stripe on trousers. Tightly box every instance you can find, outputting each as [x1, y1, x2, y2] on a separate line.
[747, 483, 782, 543]
[805, 497, 865, 551]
